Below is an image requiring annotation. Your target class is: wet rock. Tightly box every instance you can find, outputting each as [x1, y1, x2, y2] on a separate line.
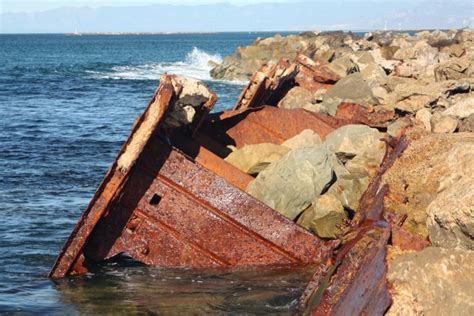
[246, 147, 334, 220]
[224, 143, 290, 175]
[277, 86, 314, 110]
[387, 247, 474, 316]
[297, 194, 347, 238]
[431, 113, 458, 133]
[281, 129, 322, 150]
[415, 108, 432, 131]
[427, 177, 474, 250]
[324, 124, 385, 177]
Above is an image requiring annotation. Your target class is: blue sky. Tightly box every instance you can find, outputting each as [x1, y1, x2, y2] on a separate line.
[2, 0, 294, 13]
[1, 0, 472, 33]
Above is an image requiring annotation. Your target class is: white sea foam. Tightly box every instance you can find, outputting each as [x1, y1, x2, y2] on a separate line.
[89, 47, 244, 84]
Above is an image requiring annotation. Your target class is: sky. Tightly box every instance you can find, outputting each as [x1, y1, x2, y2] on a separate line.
[1, 0, 294, 13]
[1, 0, 472, 33]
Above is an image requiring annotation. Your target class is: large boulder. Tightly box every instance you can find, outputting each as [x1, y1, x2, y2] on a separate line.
[324, 73, 378, 107]
[327, 56, 359, 77]
[427, 177, 474, 250]
[246, 147, 334, 220]
[442, 94, 474, 119]
[388, 79, 472, 113]
[382, 131, 474, 236]
[224, 143, 290, 175]
[324, 124, 386, 178]
[459, 114, 474, 132]
[434, 57, 473, 81]
[425, 141, 474, 250]
[297, 193, 347, 238]
[281, 129, 322, 150]
[430, 113, 458, 133]
[277, 86, 314, 110]
[387, 247, 474, 316]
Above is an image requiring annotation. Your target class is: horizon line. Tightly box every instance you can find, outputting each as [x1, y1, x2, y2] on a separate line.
[2, 27, 469, 35]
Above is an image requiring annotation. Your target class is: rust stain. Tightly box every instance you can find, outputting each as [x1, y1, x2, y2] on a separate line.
[335, 102, 396, 128]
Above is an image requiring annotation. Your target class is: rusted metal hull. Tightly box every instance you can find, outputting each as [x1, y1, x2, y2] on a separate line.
[49, 75, 329, 279]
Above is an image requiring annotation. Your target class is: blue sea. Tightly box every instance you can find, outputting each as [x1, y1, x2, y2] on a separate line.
[0, 33, 320, 314]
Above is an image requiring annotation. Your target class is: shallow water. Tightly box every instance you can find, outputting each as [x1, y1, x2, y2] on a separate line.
[0, 32, 318, 314]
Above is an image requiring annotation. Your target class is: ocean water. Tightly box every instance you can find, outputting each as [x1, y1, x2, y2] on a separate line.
[0, 33, 317, 314]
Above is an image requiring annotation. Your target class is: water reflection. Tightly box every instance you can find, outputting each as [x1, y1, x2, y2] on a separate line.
[54, 256, 315, 315]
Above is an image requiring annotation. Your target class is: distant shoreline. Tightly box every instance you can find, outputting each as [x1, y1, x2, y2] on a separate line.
[1, 28, 469, 36]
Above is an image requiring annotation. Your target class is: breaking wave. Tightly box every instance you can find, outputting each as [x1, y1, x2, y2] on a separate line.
[89, 47, 224, 81]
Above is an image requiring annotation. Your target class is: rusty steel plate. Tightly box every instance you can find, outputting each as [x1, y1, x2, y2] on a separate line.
[49, 75, 332, 279]
[201, 106, 345, 150]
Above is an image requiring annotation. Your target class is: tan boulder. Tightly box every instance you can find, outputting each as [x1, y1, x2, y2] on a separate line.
[224, 143, 290, 175]
[298, 194, 347, 238]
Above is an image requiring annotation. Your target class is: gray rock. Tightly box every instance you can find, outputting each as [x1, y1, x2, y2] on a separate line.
[325, 72, 378, 106]
[327, 158, 369, 212]
[324, 124, 386, 177]
[246, 147, 334, 220]
[162, 77, 214, 129]
[387, 247, 474, 316]
[297, 194, 347, 238]
[281, 129, 322, 150]
[224, 143, 290, 175]
[327, 56, 359, 77]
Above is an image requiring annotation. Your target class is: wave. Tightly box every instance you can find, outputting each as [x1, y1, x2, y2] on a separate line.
[88, 47, 240, 82]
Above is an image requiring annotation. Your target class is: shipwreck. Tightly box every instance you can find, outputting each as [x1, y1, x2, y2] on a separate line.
[50, 55, 411, 315]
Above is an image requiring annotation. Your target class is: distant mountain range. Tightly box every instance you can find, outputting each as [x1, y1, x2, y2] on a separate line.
[1, 1, 472, 33]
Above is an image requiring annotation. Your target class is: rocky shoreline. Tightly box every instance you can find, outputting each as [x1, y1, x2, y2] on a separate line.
[210, 29, 474, 314]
